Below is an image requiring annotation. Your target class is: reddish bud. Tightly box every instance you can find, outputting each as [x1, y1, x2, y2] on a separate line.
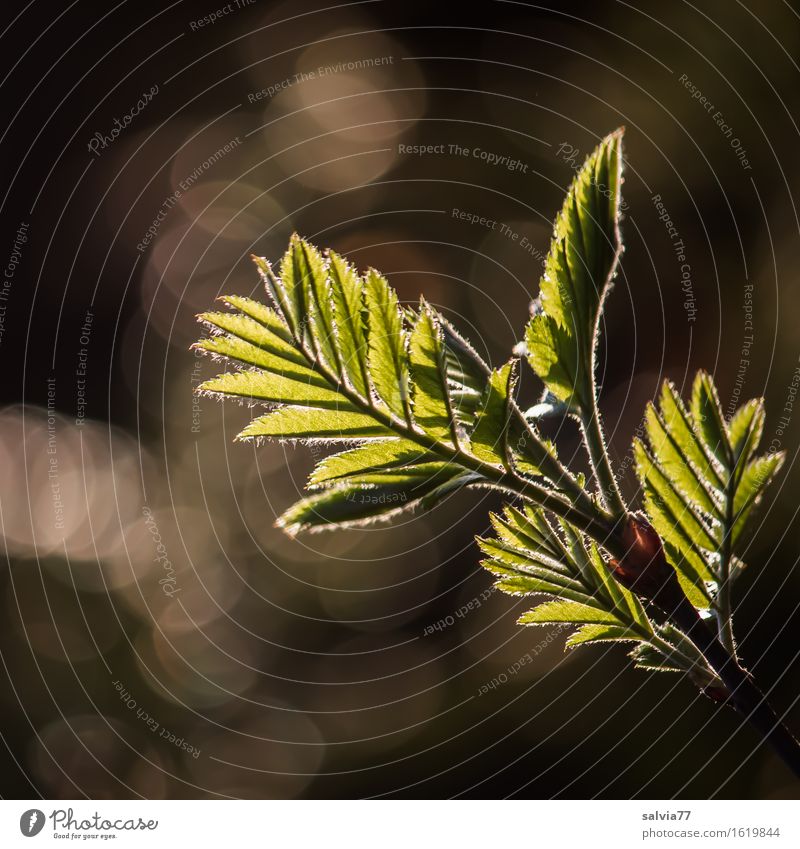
[609, 515, 685, 611]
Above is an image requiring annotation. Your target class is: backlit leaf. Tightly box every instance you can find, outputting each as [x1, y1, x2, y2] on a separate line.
[525, 130, 623, 411]
[469, 361, 514, 466]
[637, 372, 783, 607]
[365, 269, 410, 420]
[409, 306, 456, 444]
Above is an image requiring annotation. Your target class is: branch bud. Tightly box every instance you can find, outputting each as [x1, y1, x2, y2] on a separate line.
[609, 514, 686, 612]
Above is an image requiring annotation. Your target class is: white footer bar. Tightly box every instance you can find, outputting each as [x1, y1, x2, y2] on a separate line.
[1, 800, 795, 848]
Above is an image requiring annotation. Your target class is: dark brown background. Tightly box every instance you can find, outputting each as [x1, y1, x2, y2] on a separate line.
[1, 0, 799, 798]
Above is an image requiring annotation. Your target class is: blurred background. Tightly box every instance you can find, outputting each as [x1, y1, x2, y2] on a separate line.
[1, 0, 800, 799]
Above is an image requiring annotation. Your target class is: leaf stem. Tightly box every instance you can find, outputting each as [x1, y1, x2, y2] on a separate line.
[580, 396, 627, 519]
[510, 398, 604, 521]
[715, 474, 737, 658]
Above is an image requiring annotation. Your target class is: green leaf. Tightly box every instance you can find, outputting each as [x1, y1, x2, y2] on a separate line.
[277, 467, 473, 533]
[525, 129, 623, 411]
[438, 313, 491, 390]
[637, 481, 716, 585]
[328, 251, 370, 398]
[637, 372, 784, 606]
[634, 437, 718, 599]
[198, 369, 354, 410]
[566, 624, 641, 647]
[662, 540, 714, 607]
[480, 549, 588, 600]
[418, 471, 482, 509]
[479, 537, 574, 579]
[729, 398, 764, 466]
[195, 236, 529, 534]
[630, 642, 683, 674]
[327, 461, 460, 488]
[491, 505, 566, 564]
[220, 295, 294, 344]
[469, 361, 514, 466]
[252, 245, 299, 340]
[365, 269, 410, 420]
[308, 439, 432, 486]
[481, 565, 587, 603]
[194, 335, 324, 384]
[239, 407, 392, 441]
[634, 439, 718, 552]
[281, 234, 323, 340]
[507, 419, 562, 482]
[518, 599, 619, 626]
[408, 306, 457, 444]
[525, 313, 579, 405]
[587, 539, 651, 630]
[657, 381, 725, 490]
[691, 371, 732, 467]
[429, 314, 490, 427]
[732, 452, 784, 545]
[495, 577, 588, 603]
[190, 164, 786, 701]
[644, 402, 722, 518]
[479, 503, 660, 652]
[200, 307, 305, 365]
[303, 241, 340, 372]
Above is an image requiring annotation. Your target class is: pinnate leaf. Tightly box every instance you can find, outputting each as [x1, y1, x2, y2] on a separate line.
[479, 504, 656, 649]
[637, 371, 784, 605]
[195, 235, 568, 533]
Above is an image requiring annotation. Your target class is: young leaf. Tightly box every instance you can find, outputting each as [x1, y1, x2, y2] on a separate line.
[409, 306, 458, 445]
[239, 408, 392, 441]
[254, 236, 318, 342]
[731, 452, 784, 546]
[190, 159, 800, 766]
[194, 235, 593, 536]
[308, 439, 433, 486]
[479, 504, 661, 653]
[691, 371, 733, 467]
[657, 380, 725, 488]
[198, 369, 350, 409]
[525, 312, 580, 405]
[469, 361, 514, 467]
[566, 623, 641, 647]
[636, 371, 784, 608]
[518, 599, 619, 626]
[437, 312, 491, 391]
[220, 295, 293, 341]
[194, 334, 322, 382]
[304, 245, 340, 373]
[199, 308, 306, 365]
[643, 402, 722, 518]
[365, 269, 410, 421]
[525, 129, 624, 413]
[277, 464, 473, 534]
[328, 251, 370, 398]
[728, 398, 765, 467]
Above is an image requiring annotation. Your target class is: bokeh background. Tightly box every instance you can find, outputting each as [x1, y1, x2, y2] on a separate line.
[2, 0, 800, 799]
